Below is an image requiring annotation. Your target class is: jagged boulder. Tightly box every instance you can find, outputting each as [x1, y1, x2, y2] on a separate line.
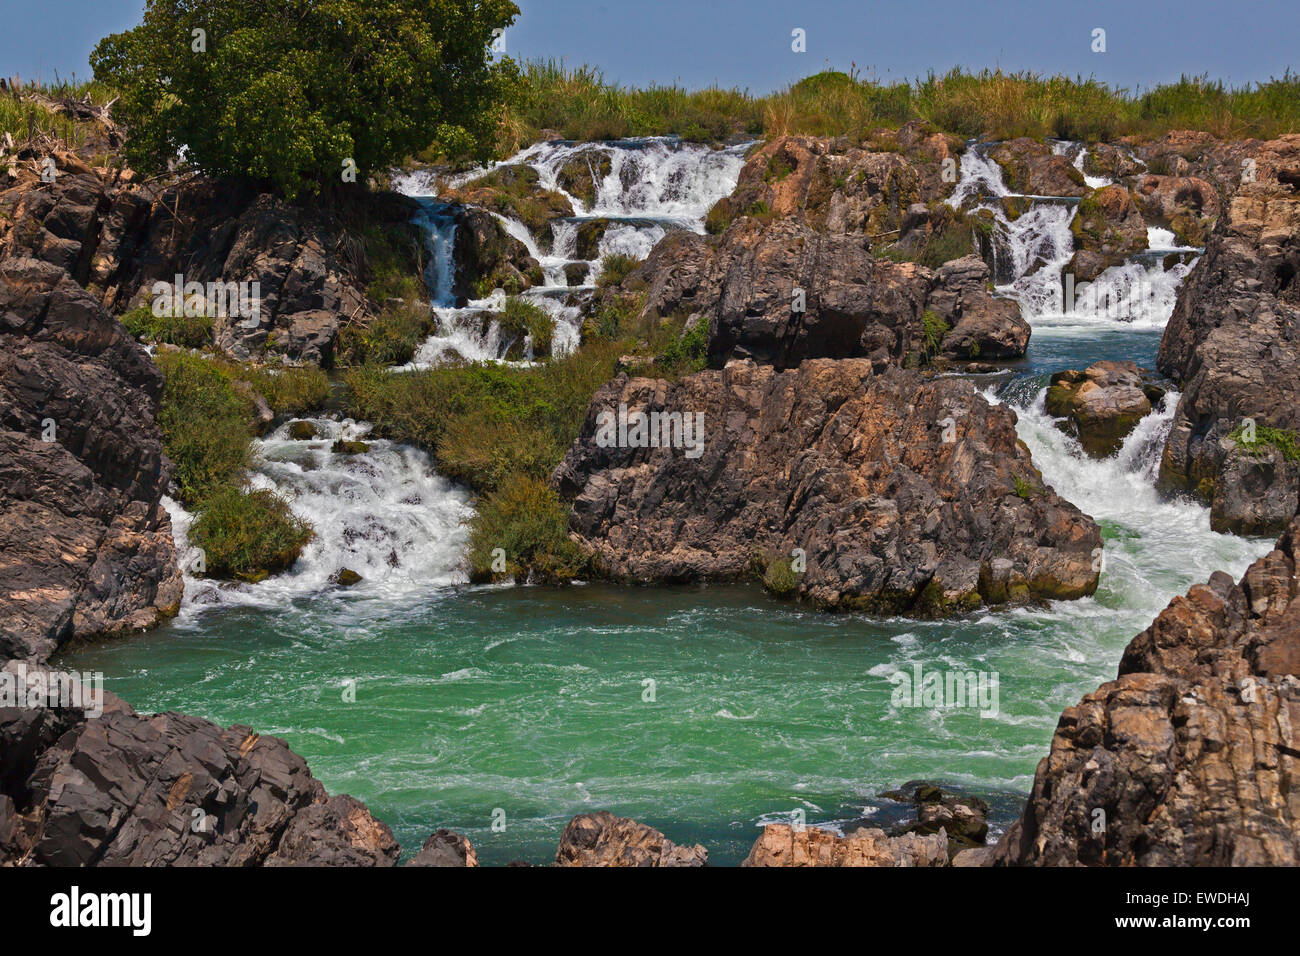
[0, 663, 399, 866]
[990, 517, 1300, 866]
[988, 138, 1086, 196]
[554, 812, 707, 867]
[743, 824, 948, 867]
[0, 256, 181, 660]
[553, 359, 1101, 614]
[405, 828, 479, 867]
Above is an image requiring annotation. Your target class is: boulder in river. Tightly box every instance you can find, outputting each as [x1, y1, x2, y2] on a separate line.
[406, 828, 479, 867]
[554, 811, 707, 867]
[553, 359, 1102, 614]
[1045, 360, 1165, 458]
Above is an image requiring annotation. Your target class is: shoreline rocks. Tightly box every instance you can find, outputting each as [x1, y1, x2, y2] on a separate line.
[743, 823, 949, 867]
[554, 812, 707, 867]
[990, 517, 1300, 866]
[1045, 360, 1166, 458]
[554, 359, 1101, 614]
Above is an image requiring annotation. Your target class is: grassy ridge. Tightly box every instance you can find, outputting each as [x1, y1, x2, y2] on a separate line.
[496, 62, 1300, 153]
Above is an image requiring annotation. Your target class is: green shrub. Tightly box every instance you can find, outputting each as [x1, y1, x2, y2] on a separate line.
[921, 310, 949, 357]
[595, 253, 641, 291]
[658, 318, 710, 377]
[1013, 475, 1040, 500]
[467, 473, 587, 583]
[188, 486, 314, 581]
[240, 366, 330, 415]
[761, 554, 798, 597]
[499, 296, 555, 358]
[1232, 423, 1300, 462]
[336, 303, 435, 367]
[437, 410, 562, 493]
[154, 351, 253, 506]
[120, 305, 213, 348]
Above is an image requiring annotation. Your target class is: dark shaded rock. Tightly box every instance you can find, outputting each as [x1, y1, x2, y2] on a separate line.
[288, 419, 318, 440]
[988, 138, 1085, 196]
[553, 359, 1101, 613]
[406, 828, 478, 867]
[331, 568, 362, 587]
[452, 205, 541, 297]
[554, 811, 707, 867]
[0, 257, 181, 661]
[990, 518, 1300, 866]
[331, 439, 370, 455]
[929, 256, 1030, 360]
[880, 780, 990, 851]
[0, 662, 399, 866]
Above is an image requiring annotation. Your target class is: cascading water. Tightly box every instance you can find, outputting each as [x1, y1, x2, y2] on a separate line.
[394, 137, 749, 369]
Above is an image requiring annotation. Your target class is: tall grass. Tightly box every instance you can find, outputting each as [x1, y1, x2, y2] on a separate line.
[0, 74, 117, 149]
[495, 62, 1300, 154]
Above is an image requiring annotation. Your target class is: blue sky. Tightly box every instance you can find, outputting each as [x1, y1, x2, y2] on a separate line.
[4, 0, 1298, 94]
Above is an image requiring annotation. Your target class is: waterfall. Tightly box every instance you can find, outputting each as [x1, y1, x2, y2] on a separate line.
[165, 419, 473, 615]
[394, 137, 749, 369]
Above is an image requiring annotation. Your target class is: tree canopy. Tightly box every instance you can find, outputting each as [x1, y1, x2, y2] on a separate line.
[92, 0, 520, 196]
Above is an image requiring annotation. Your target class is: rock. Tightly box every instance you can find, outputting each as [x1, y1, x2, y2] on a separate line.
[553, 812, 707, 867]
[1156, 135, 1300, 534]
[1133, 174, 1220, 244]
[331, 568, 362, 587]
[743, 824, 949, 867]
[443, 164, 572, 241]
[452, 205, 541, 297]
[608, 222, 1027, 369]
[0, 257, 182, 661]
[0, 662, 399, 866]
[288, 419, 319, 440]
[1046, 361, 1160, 458]
[563, 262, 589, 286]
[988, 138, 1086, 196]
[1067, 185, 1149, 277]
[990, 517, 1300, 866]
[881, 781, 990, 849]
[405, 828, 479, 867]
[573, 218, 612, 261]
[331, 439, 371, 455]
[553, 359, 1101, 613]
[554, 147, 612, 207]
[930, 256, 1030, 360]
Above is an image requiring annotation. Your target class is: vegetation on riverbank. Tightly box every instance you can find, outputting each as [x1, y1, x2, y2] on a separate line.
[493, 61, 1300, 154]
[153, 350, 316, 580]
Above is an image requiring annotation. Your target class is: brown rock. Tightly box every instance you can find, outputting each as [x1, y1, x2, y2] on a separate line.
[406, 828, 479, 867]
[554, 811, 707, 867]
[743, 824, 948, 867]
[1045, 361, 1159, 458]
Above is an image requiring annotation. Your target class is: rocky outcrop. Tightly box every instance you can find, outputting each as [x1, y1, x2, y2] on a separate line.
[443, 164, 572, 245]
[1046, 361, 1166, 458]
[0, 663, 400, 866]
[553, 811, 707, 867]
[709, 126, 961, 239]
[743, 823, 948, 867]
[615, 220, 1027, 369]
[880, 781, 990, 852]
[1156, 134, 1300, 534]
[988, 138, 1086, 197]
[1067, 185, 1150, 280]
[0, 256, 181, 661]
[991, 518, 1300, 866]
[1, 144, 419, 367]
[405, 828, 479, 867]
[451, 204, 543, 298]
[553, 359, 1101, 614]
[927, 255, 1030, 360]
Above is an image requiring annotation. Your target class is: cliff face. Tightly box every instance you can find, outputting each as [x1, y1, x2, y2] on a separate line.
[992, 517, 1300, 866]
[1157, 135, 1300, 535]
[0, 243, 182, 659]
[554, 359, 1100, 613]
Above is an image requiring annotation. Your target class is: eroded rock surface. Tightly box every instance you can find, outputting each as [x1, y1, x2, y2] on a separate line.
[743, 823, 949, 867]
[554, 359, 1101, 613]
[991, 518, 1300, 866]
[1046, 361, 1166, 458]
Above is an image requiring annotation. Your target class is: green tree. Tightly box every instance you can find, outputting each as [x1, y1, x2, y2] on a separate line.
[92, 0, 519, 196]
